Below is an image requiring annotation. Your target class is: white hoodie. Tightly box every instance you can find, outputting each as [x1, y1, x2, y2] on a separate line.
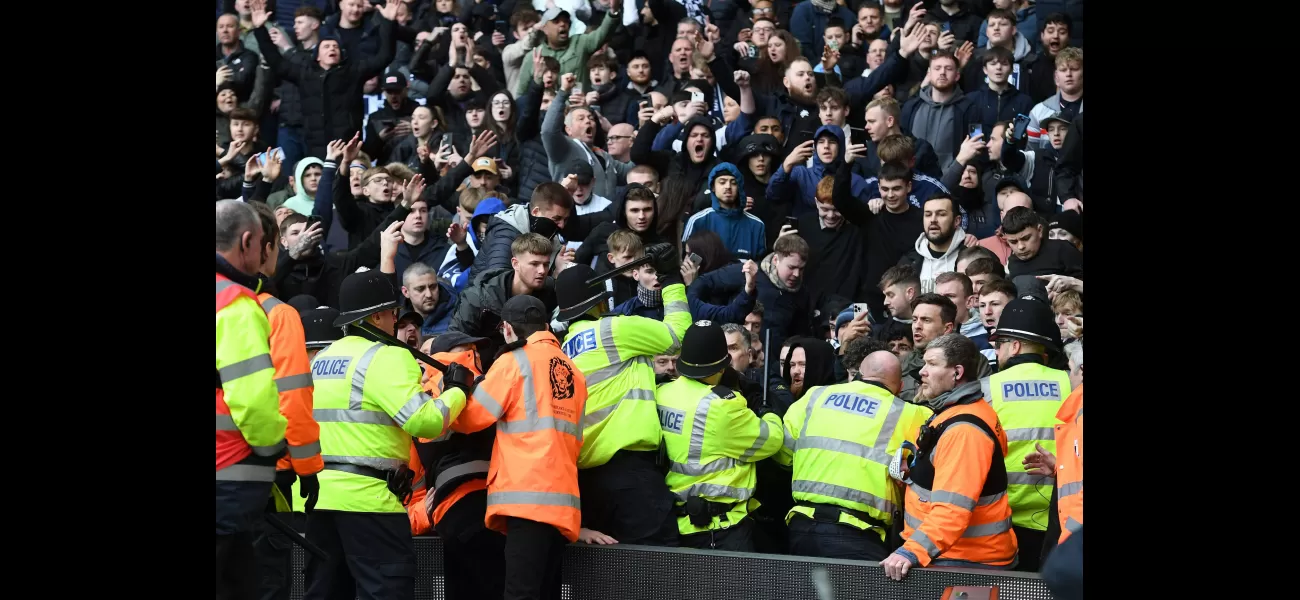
[913, 227, 968, 293]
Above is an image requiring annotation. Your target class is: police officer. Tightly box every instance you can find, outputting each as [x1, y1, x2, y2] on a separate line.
[980, 297, 1072, 571]
[776, 350, 933, 561]
[657, 320, 785, 551]
[304, 270, 478, 600]
[216, 200, 288, 600]
[557, 245, 692, 546]
[301, 307, 344, 362]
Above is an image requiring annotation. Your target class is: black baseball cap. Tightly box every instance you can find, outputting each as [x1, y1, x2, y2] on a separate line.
[565, 159, 595, 186]
[381, 69, 408, 91]
[501, 295, 550, 326]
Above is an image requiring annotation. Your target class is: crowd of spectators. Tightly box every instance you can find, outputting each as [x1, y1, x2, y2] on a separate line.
[217, 0, 1083, 581]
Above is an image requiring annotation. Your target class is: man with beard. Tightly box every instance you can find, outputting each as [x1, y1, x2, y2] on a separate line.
[633, 110, 719, 238]
[898, 293, 992, 401]
[396, 262, 459, 338]
[899, 194, 970, 293]
[900, 51, 979, 171]
[625, 51, 658, 95]
[249, 0, 399, 160]
[682, 163, 767, 259]
[544, 73, 634, 201]
[860, 96, 940, 179]
[829, 161, 922, 319]
[512, 6, 622, 97]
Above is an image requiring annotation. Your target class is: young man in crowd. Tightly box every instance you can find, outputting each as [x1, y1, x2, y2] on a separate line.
[1029, 47, 1083, 149]
[1001, 207, 1084, 279]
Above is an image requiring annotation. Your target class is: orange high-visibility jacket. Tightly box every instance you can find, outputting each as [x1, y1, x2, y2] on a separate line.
[405, 349, 488, 535]
[902, 394, 1018, 568]
[258, 293, 324, 476]
[1054, 384, 1083, 544]
[452, 331, 587, 542]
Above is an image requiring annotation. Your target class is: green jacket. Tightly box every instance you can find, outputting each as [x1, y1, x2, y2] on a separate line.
[562, 282, 690, 468]
[512, 11, 619, 97]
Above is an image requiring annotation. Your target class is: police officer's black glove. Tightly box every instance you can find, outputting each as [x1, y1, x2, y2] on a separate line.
[443, 362, 477, 396]
[646, 242, 680, 277]
[298, 473, 320, 512]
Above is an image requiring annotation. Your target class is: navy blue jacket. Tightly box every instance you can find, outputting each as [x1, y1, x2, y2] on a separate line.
[966, 85, 1035, 136]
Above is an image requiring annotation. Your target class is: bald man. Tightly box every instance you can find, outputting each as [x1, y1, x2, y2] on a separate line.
[607, 123, 636, 163]
[980, 191, 1035, 265]
[776, 349, 933, 561]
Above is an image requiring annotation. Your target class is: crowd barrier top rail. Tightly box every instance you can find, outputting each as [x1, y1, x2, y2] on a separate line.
[290, 535, 1056, 600]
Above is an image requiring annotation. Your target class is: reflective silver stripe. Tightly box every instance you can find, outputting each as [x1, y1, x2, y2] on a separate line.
[216, 279, 237, 294]
[669, 458, 739, 476]
[1005, 427, 1056, 442]
[413, 476, 426, 489]
[498, 416, 582, 437]
[687, 393, 722, 465]
[583, 387, 655, 429]
[676, 482, 752, 502]
[434, 460, 492, 492]
[874, 393, 907, 449]
[664, 300, 689, 314]
[394, 391, 436, 427]
[909, 483, 931, 502]
[792, 480, 894, 514]
[251, 440, 287, 457]
[904, 511, 922, 529]
[929, 490, 977, 511]
[665, 322, 682, 354]
[798, 387, 829, 439]
[977, 491, 1006, 506]
[513, 348, 539, 420]
[739, 419, 772, 462]
[275, 373, 314, 393]
[796, 436, 892, 466]
[945, 421, 995, 443]
[1059, 480, 1082, 498]
[219, 353, 275, 382]
[979, 376, 991, 402]
[472, 386, 505, 419]
[962, 517, 1012, 538]
[1007, 472, 1047, 486]
[783, 428, 796, 452]
[261, 296, 285, 313]
[1065, 516, 1082, 532]
[599, 318, 620, 364]
[487, 491, 581, 509]
[349, 343, 385, 410]
[216, 463, 277, 482]
[908, 529, 942, 559]
[216, 414, 238, 431]
[322, 455, 404, 470]
[585, 356, 645, 387]
[288, 440, 322, 459]
[313, 408, 397, 426]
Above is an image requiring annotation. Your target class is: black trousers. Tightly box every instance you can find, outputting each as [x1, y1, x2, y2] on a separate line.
[577, 450, 679, 546]
[434, 490, 507, 600]
[254, 512, 307, 600]
[1012, 525, 1047, 572]
[302, 511, 417, 600]
[678, 518, 755, 552]
[217, 532, 260, 600]
[787, 516, 890, 561]
[502, 517, 567, 600]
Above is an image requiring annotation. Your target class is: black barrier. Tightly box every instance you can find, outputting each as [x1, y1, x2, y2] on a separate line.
[290, 535, 1055, 600]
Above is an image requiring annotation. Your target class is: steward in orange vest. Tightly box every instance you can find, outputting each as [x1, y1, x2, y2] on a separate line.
[450, 296, 586, 600]
[881, 334, 1018, 581]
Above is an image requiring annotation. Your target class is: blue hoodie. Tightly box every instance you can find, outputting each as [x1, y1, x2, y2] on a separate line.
[439, 197, 506, 293]
[681, 163, 767, 259]
[766, 124, 872, 217]
[419, 280, 459, 337]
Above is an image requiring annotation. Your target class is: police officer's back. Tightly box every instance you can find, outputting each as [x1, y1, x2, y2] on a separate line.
[657, 320, 786, 551]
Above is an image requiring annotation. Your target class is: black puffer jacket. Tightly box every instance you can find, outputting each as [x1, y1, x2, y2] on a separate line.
[252, 18, 396, 159]
[469, 204, 540, 283]
[631, 116, 719, 238]
[448, 266, 559, 358]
